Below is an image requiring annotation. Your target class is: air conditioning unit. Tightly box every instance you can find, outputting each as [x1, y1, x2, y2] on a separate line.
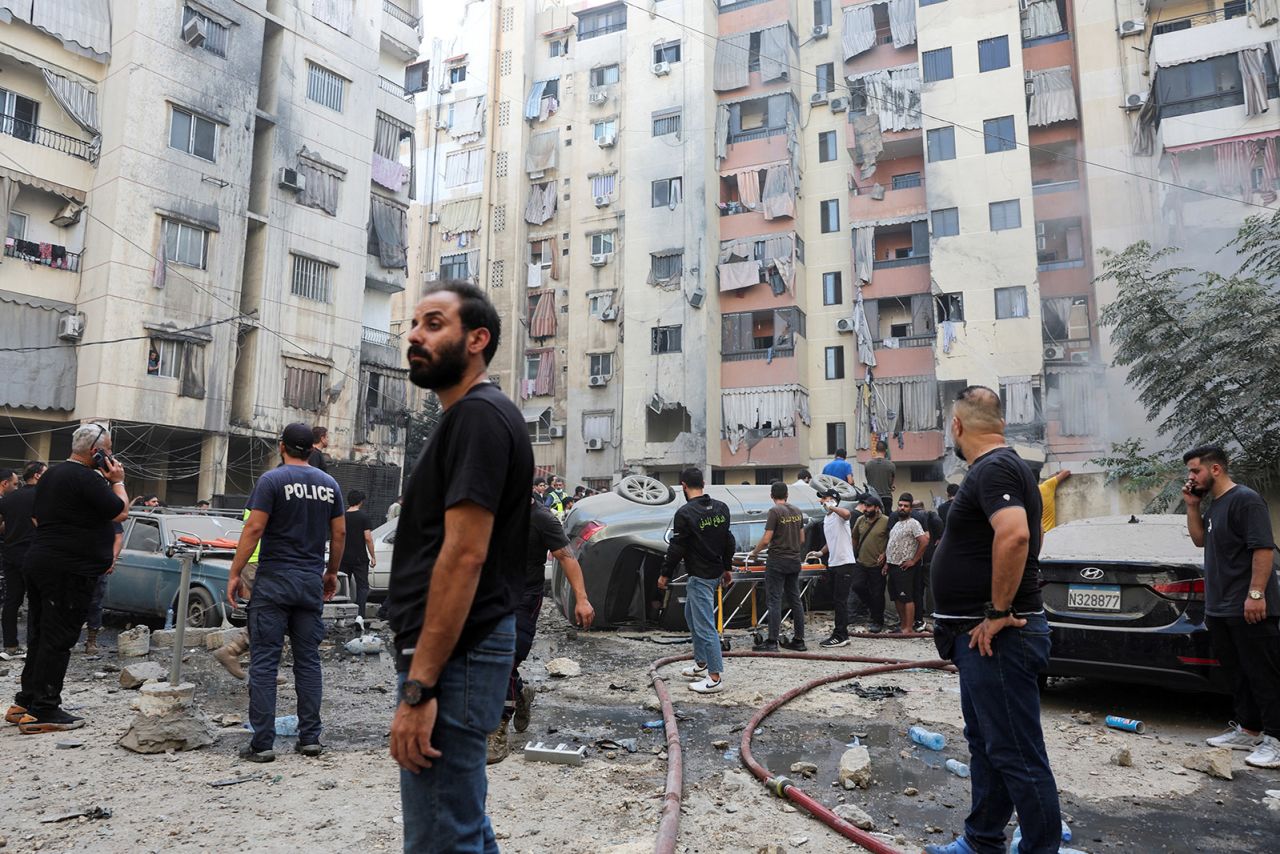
[585, 438, 605, 451]
[812, 24, 830, 40]
[278, 167, 306, 192]
[58, 313, 84, 341]
[438, 81, 452, 94]
[1070, 350, 1092, 363]
[652, 61, 671, 76]
[836, 317, 855, 334]
[51, 200, 83, 227]
[1037, 235, 1048, 251]
[588, 375, 607, 387]
[1043, 344, 1066, 361]
[810, 92, 829, 107]
[1119, 18, 1145, 37]
[1122, 91, 1148, 111]
[589, 90, 608, 104]
[597, 134, 616, 148]
[426, 270, 440, 281]
[427, 212, 440, 224]
[600, 307, 618, 321]
[829, 97, 848, 113]
[688, 287, 705, 309]
[182, 14, 207, 47]
[547, 426, 565, 439]
[593, 195, 611, 207]
[435, 118, 450, 130]
[590, 253, 609, 266]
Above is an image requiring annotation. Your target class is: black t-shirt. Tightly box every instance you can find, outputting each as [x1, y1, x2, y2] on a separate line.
[307, 449, 328, 472]
[0, 483, 39, 561]
[931, 447, 1043, 618]
[1202, 485, 1279, 618]
[25, 461, 124, 576]
[526, 498, 568, 591]
[387, 383, 534, 664]
[912, 508, 943, 563]
[342, 508, 372, 567]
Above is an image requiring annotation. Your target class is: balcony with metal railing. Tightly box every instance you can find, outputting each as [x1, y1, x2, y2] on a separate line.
[0, 115, 95, 161]
[361, 326, 402, 369]
[381, 0, 421, 60]
[383, 0, 418, 28]
[379, 76, 410, 99]
[4, 241, 82, 271]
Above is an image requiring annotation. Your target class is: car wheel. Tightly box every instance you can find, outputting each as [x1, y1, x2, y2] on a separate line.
[813, 474, 857, 501]
[614, 475, 674, 505]
[182, 587, 219, 628]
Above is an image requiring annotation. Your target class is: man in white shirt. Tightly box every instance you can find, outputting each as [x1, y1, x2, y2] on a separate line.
[790, 470, 812, 494]
[816, 488, 858, 648]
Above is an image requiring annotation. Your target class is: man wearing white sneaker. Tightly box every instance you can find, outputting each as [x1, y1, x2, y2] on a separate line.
[658, 467, 735, 694]
[817, 488, 856, 648]
[1184, 444, 1280, 769]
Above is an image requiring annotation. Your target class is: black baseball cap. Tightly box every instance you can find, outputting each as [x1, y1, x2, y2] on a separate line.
[856, 493, 883, 508]
[816, 488, 841, 501]
[281, 422, 314, 454]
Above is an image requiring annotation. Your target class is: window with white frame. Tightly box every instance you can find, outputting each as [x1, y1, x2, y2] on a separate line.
[995, 285, 1029, 319]
[6, 210, 27, 239]
[825, 345, 845, 380]
[169, 106, 217, 161]
[592, 118, 617, 142]
[652, 108, 680, 137]
[182, 5, 229, 56]
[654, 41, 681, 64]
[443, 148, 483, 186]
[822, 271, 842, 305]
[589, 64, 620, 87]
[530, 238, 554, 272]
[440, 252, 469, 279]
[290, 254, 334, 302]
[651, 177, 681, 208]
[284, 364, 328, 411]
[524, 351, 542, 382]
[589, 352, 614, 377]
[590, 232, 615, 255]
[147, 337, 183, 379]
[528, 407, 552, 443]
[162, 218, 209, 269]
[549, 38, 568, 58]
[306, 62, 346, 111]
[588, 290, 615, 317]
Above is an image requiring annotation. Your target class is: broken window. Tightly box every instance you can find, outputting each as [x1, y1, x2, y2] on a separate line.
[646, 403, 691, 443]
[651, 177, 682, 208]
[589, 64, 620, 87]
[148, 337, 183, 379]
[526, 407, 553, 444]
[587, 290, 615, 317]
[284, 365, 327, 411]
[936, 293, 964, 322]
[1036, 217, 1085, 268]
[651, 325, 682, 354]
[1030, 139, 1079, 188]
[1041, 296, 1090, 345]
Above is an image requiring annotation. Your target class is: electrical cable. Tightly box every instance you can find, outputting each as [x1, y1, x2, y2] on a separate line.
[0, 315, 246, 353]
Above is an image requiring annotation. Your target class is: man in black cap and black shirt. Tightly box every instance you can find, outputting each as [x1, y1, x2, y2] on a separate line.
[0, 461, 45, 655]
[925, 386, 1058, 854]
[386, 282, 533, 852]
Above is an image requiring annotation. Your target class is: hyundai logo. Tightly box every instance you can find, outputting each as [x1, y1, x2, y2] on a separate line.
[1080, 567, 1105, 581]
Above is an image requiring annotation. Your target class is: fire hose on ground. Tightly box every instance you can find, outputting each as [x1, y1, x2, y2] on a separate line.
[649, 639, 954, 854]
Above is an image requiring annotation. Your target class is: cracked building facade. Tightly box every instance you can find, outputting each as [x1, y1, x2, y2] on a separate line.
[407, 0, 1276, 502]
[1, 0, 422, 505]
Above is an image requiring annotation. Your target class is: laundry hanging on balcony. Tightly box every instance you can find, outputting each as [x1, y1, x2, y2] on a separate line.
[851, 65, 922, 132]
[885, 0, 916, 48]
[713, 32, 751, 91]
[529, 291, 557, 340]
[1021, 0, 1063, 40]
[1027, 66, 1079, 127]
[525, 181, 557, 225]
[721, 384, 811, 455]
[717, 259, 761, 292]
[526, 129, 560, 176]
[715, 104, 731, 160]
[853, 287, 877, 368]
[735, 168, 762, 210]
[761, 164, 797, 220]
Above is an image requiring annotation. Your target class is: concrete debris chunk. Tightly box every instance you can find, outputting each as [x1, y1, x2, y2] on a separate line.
[151, 627, 220, 649]
[118, 708, 215, 754]
[545, 657, 582, 678]
[832, 803, 875, 830]
[789, 761, 818, 778]
[116, 625, 151, 657]
[119, 661, 168, 689]
[1181, 748, 1233, 780]
[1111, 748, 1133, 767]
[756, 846, 786, 854]
[838, 746, 873, 790]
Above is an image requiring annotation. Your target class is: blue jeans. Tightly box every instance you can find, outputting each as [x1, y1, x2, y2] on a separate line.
[400, 614, 514, 854]
[946, 613, 1061, 854]
[684, 575, 723, 675]
[86, 573, 109, 631]
[247, 570, 325, 752]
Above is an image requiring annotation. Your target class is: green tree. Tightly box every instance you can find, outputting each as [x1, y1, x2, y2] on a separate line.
[1094, 210, 1280, 509]
[404, 392, 443, 473]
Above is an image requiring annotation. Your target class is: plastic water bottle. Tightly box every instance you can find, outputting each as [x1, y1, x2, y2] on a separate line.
[908, 726, 946, 751]
[1011, 820, 1073, 850]
[164, 608, 175, 630]
[945, 758, 970, 777]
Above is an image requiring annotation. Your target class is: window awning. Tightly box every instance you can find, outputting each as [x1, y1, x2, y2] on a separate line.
[0, 165, 85, 202]
[1148, 16, 1275, 70]
[144, 321, 215, 344]
[1165, 128, 1280, 154]
[522, 405, 551, 423]
[541, 25, 574, 37]
[850, 212, 927, 228]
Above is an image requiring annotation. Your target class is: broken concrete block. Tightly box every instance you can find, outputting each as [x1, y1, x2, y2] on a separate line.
[545, 657, 581, 678]
[118, 707, 215, 754]
[204, 628, 244, 650]
[833, 803, 875, 830]
[838, 746, 872, 790]
[117, 625, 151, 657]
[1111, 748, 1133, 767]
[150, 627, 220, 649]
[1182, 748, 1233, 780]
[789, 761, 818, 778]
[119, 661, 168, 689]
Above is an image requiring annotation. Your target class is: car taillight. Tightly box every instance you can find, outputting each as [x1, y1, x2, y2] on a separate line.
[1151, 578, 1205, 600]
[572, 521, 606, 550]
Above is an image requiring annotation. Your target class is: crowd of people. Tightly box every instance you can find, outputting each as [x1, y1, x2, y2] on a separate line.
[1, 281, 1277, 853]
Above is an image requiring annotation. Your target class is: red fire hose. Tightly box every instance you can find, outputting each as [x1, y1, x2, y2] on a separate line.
[650, 648, 954, 854]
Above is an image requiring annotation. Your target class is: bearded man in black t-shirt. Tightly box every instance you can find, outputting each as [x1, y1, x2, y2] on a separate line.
[925, 387, 1060, 854]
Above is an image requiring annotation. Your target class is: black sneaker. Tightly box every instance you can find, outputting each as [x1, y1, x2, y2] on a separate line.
[239, 745, 276, 763]
[865, 625, 885, 635]
[295, 742, 324, 757]
[913, 621, 926, 633]
[780, 639, 807, 652]
[752, 639, 778, 652]
[17, 708, 84, 734]
[819, 635, 850, 648]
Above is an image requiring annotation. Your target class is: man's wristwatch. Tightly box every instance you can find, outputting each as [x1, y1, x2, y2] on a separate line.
[1249, 589, 1265, 601]
[400, 679, 438, 706]
[983, 602, 1014, 620]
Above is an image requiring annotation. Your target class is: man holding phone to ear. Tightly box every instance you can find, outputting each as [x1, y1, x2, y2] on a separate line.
[8, 423, 129, 734]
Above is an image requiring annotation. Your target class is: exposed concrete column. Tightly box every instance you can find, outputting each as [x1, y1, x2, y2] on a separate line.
[197, 433, 229, 502]
[29, 428, 53, 465]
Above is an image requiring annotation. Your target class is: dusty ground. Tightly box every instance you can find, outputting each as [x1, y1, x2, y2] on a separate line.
[2, 605, 1278, 853]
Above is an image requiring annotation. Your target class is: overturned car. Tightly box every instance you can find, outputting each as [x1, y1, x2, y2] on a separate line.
[550, 475, 851, 630]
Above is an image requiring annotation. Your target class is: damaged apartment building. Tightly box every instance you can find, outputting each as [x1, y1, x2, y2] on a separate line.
[1, 0, 423, 504]
[407, 0, 1277, 501]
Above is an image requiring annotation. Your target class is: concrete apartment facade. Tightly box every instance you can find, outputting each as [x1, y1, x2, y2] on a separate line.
[407, 0, 1276, 506]
[1, 0, 421, 505]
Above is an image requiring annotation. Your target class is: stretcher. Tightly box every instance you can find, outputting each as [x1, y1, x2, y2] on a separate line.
[670, 554, 824, 649]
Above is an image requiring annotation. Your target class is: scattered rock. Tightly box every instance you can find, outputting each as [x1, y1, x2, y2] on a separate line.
[788, 835, 808, 847]
[54, 740, 83, 750]
[1181, 748, 1233, 780]
[318, 780, 337, 790]
[712, 740, 730, 750]
[832, 803, 875, 830]
[838, 746, 872, 790]
[903, 786, 919, 796]
[790, 761, 818, 778]
[150, 627, 220, 649]
[116, 625, 151, 657]
[1071, 712, 1095, 726]
[545, 658, 581, 678]
[203, 628, 243, 650]
[1111, 748, 1133, 767]
[118, 708, 215, 754]
[119, 661, 168, 689]
[756, 846, 785, 854]
[724, 803, 740, 814]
